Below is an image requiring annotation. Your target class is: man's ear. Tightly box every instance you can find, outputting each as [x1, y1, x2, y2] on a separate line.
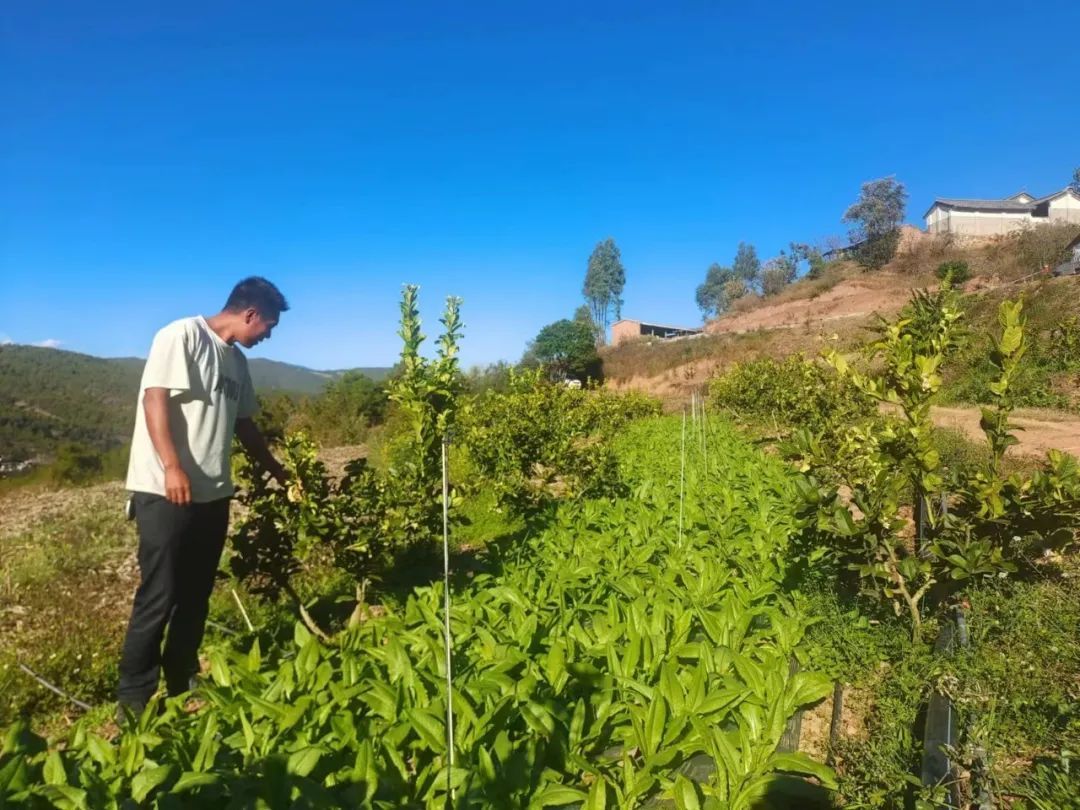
[244, 307, 259, 324]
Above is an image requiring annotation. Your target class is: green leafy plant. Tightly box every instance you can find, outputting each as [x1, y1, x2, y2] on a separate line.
[936, 260, 971, 285]
[794, 288, 1080, 641]
[709, 354, 874, 450]
[381, 286, 464, 548]
[2, 417, 836, 809]
[459, 370, 660, 512]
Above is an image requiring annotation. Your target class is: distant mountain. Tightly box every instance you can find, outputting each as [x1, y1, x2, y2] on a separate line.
[246, 358, 391, 393]
[0, 344, 390, 460]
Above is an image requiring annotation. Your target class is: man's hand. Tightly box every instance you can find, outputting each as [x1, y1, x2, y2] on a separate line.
[236, 417, 288, 488]
[164, 464, 192, 505]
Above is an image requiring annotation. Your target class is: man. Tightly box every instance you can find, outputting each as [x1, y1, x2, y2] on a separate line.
[117, 277, 288, 722]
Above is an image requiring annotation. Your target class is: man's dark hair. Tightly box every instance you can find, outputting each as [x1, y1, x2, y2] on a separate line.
[224, 277, 289, 317]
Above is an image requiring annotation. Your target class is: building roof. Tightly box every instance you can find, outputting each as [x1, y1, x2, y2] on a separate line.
[928, 198, 1036, 213]
[924, 187, 1080, 219]
[613, 319, 702, 333]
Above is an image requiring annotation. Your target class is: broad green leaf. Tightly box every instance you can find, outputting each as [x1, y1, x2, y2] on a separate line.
[768, 751, 838, 789]
[131, 764, 175, 803]
[287, 746, 323, 778]
[531, 783, 588, 807]
[171, 771, 220, 793]
[42, 751, 66, 787]
[672, 774, 701, 810]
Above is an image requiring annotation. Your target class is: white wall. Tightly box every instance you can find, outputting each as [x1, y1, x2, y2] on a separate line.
[1048, 193, 1080, 224]
[943, 210, 1034, 236]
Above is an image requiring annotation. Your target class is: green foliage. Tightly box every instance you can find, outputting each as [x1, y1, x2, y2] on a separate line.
[943, 290, 1080, 410]
[44, 443, 129, 487]
[695, 245, 761, 317]
[230, 287, 466, 637]
[732, 242, 761, 290]
[0, 503, 138, 730]
[525, 319, 601, 381]
[795, 287, 968, 635]
[854, 229, 902, 272]
[842, 176, 907, 271]
[583, 238, 626, 339]
[695, 263, 733, 318]
[792, 289, 1080, 641]
[229, 434, 386, 608]
[48, 444, 103, 485]
[459, 370, 660, 511]
[936, 259, 971, 285]
[2, 418, 836, 808]
[0, 346, 140, 460]
[761, 256, 796, 296]
[1015, 753, 1080, 810]
[842, 176, 907, 240]
[806, 252, 827, 280]
[1016, 223, 1080, 273]
[291, 372, 388, 446]
[789, 242, 826, 280]
[1047, 315, 1080, 372]
[462, 362, 513, 395]
[382, 287, 464, 548]
[708, 355, 875, 447]
[952, 576, 1080, 786]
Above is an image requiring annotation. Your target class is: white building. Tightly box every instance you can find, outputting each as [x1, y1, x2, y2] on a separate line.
[924, 187, 1080, 237]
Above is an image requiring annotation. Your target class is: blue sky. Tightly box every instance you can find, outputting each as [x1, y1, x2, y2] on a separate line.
[2, 1, 1077, 369]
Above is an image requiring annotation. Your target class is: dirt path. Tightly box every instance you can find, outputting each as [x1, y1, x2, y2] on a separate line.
[931, 406, 1080, 458]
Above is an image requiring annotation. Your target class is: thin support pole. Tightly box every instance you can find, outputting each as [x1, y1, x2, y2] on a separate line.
[231, 587, 255, 633]
[702, 397, 708, 469]
[18, 663, 92, 711]
[440, 436, 456, 785]
[679, 408, 687, 546]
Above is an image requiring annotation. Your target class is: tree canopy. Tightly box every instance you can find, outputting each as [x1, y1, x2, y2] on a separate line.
[525, 319, 601, 381]
[582, 238, 626, 342]
[843, 176, 908, 270]
[731, 242, 762, 289]
[1071, 167, 1080, 195]
[695, 264, 733, 318]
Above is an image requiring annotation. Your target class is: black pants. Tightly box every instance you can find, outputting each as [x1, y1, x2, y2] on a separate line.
[117, 493, 230, 706]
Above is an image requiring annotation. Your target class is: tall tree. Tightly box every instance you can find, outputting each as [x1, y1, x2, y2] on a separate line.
[525, 319, 601, 381]
[695, 263, 733, 318]
[843, 176, 908, 271]
[731, 242, 762, 290]
[583, 238, 626, 342]
[1071, 167, 1080, 194]
[572, 304, 601, 344]
[761, 253, 797, 296]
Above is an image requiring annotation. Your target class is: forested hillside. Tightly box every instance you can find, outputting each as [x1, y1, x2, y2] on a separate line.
[0, 345, 390, 460]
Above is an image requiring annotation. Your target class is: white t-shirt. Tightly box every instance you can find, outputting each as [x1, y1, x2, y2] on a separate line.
[126, 316, 258, 502]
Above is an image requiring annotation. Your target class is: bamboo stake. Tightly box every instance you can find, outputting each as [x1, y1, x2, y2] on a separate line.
[441, 435, 456, 790]
[679, 408, 687, 546]
[18, 663, 92, 711]
[230, 587, 255, 633]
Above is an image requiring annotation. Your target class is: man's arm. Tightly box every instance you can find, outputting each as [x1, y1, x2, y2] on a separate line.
[144, 387, 191, 505]
[235, 418, 287, 486]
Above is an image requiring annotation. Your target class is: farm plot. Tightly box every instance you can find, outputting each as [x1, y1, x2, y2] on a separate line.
[1, 417, 833, 808]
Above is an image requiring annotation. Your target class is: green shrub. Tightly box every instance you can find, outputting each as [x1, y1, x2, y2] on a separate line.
[708, 355, 875, 441]
[936, 259, 971, 285]
[458, 370, 661, 511]
[48, 444, 104, 486]
[1015, 223, 1080, 273]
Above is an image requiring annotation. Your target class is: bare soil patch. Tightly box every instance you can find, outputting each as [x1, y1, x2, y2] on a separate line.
[707, 272, 919, 337]
[931, 405, 1080, 458]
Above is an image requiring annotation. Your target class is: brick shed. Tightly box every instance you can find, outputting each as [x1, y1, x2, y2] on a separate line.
[611, 319, 703, 346]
